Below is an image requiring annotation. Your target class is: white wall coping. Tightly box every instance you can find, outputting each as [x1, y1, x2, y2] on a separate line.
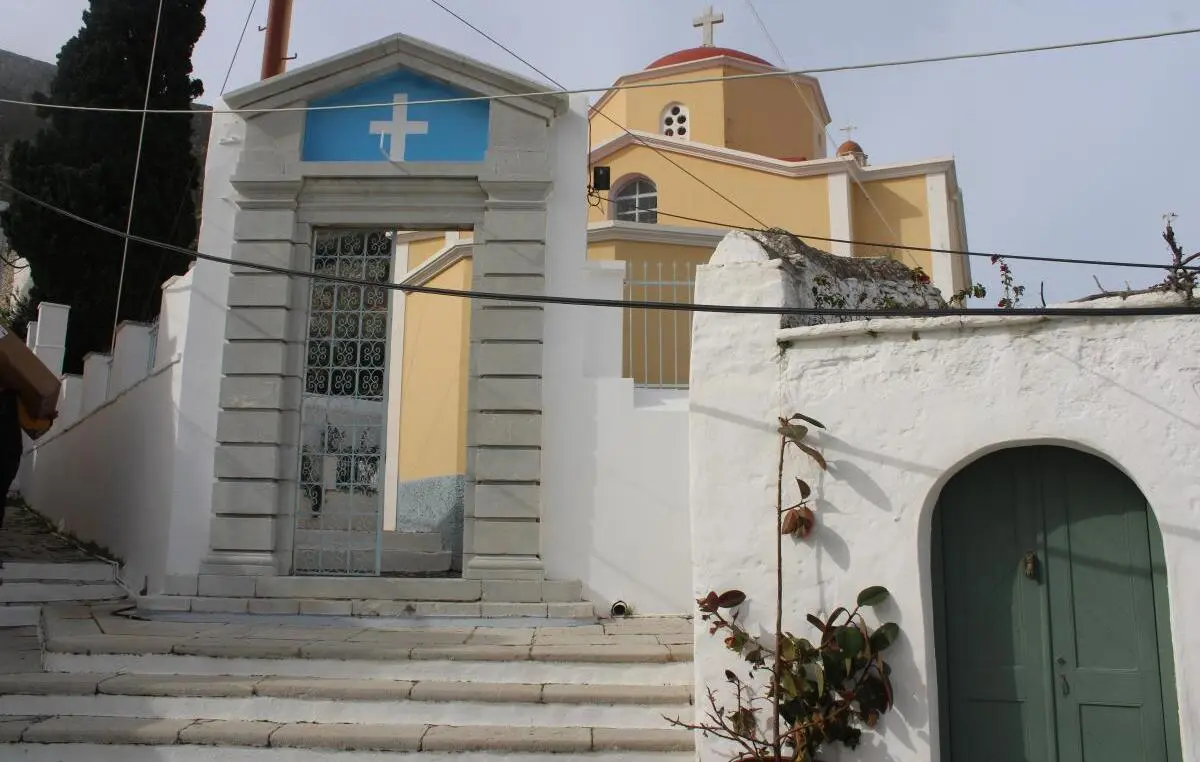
[30, 358, 181, 449]
[776, 290, 1194, 345]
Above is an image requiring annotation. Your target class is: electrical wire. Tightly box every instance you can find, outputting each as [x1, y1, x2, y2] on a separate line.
[426, 0, 767, 226]
[1, 179, 1195, 319]
[588, 193, 1197, 272]
[111, 0, 166, 352]
[1, 25, 1195, 117]
[742, 0, 909, 265]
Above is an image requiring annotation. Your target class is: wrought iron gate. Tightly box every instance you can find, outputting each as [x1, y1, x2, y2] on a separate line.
[295, 229, 393, 575]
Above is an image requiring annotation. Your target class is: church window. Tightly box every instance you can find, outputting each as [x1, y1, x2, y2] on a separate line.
[613, 178, 658, 224]
[661, 104, 690, 139]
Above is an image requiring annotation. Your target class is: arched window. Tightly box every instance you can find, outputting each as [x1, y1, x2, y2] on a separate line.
[613, 178, 658, 224]
[661, 103, 690, 139]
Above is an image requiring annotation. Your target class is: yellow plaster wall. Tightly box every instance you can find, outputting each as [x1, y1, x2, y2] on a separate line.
[851, 176, 933, 274]
[405, 235, 450, 271]
[588, 145, 829, 236]
[723, 74, 825, 160]
[397, 258, 472, 481]
[586, 240, 718, 387]
[590, 67, 729, 148]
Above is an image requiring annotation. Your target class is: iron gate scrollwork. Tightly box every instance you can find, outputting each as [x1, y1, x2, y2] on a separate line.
[295, 229, 393, 575]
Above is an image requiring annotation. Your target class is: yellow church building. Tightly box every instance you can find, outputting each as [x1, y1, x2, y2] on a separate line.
[384, 15, 972, 570]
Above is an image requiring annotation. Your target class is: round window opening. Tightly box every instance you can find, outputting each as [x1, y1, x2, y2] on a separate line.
[661, 104, 691, 139]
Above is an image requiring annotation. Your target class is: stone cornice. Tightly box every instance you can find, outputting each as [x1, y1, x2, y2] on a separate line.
[223, 32, 567, 122]
[401, 242, 473, 287]
[591, 131, 957, 183]
[587, 221, 727, 247]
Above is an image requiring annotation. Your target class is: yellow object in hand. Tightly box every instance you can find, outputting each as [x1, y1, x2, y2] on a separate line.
[17, 397, 53, 438]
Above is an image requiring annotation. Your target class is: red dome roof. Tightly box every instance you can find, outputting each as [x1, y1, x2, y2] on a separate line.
[647, 46, 772, 70]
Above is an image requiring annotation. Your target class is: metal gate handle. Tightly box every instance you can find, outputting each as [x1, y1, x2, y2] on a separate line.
[1059, 674, 1070, 696]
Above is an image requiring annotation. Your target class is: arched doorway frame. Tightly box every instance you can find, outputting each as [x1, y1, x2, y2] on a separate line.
[919, 439, 1183, 762]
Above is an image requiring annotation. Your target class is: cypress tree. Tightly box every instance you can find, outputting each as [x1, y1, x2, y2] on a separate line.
[0, 0, 207, 372]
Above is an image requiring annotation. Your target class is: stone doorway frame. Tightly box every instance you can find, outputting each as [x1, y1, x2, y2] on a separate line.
[198, 35, 568, 584]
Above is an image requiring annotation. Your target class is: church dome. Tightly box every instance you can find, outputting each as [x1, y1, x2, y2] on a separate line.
[647, 46, 772, 70]
[836, 140, 865, 156]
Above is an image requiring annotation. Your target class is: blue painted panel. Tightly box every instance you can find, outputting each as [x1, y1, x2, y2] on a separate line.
[302, 68, 490, 163]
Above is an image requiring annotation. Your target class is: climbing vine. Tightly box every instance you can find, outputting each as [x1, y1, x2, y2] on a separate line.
[669, 415, 901, 761]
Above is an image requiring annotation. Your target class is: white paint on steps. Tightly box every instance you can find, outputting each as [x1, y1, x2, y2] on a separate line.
[0, 694, 687, 729]
[44, 652, 694, 686]
[10, 745, 693, 762]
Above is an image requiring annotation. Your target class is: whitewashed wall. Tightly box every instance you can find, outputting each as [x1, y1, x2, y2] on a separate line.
[541, 95, 693, 615]
[19, 101, 239, 594]
[689, 232, 1200, 761]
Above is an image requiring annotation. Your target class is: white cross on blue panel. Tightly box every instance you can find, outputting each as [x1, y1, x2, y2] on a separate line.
[302, 69, 490, 163]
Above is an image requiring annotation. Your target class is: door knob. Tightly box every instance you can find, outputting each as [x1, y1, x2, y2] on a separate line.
[1059, 674, 1070, 696]
[1021, 551, 1039, 580]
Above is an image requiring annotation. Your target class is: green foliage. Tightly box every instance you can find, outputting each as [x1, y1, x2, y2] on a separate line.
[0, 0, 207, 372]
[671, 414, 902, 761]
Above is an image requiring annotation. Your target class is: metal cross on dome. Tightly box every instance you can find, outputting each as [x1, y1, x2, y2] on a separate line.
[693, 5, 724, 47]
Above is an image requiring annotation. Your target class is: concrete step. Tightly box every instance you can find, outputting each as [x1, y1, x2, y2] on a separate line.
[382, 531, 445, 553]
[380, 549, 452, 574]
[0, 605, 39, 627]
[14, 604, 698, 758]
[0, 672, 693, 728]
[292, 530, 444, 554]
[1, 562, 117, 583]
[0, 581, 126, 604]
[144, 576, 593, 619]
[42, 604, 694, 684]
[0, 715, 694, 758]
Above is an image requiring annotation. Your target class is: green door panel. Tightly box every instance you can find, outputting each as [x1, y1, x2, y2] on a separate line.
[1040, 447, 1169, 762]
[933, 446, 1181, 762]
[936, 448, 1055, 762]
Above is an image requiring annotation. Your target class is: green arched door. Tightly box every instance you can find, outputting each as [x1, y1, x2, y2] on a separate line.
[931, 446, 1182, 762]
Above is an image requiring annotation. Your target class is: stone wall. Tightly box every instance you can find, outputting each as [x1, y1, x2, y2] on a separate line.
[748, 228, 947, 328]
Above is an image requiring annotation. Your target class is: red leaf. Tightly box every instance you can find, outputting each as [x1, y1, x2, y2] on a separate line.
[798, 442, 827, 470]
[716, 590, 747, 609]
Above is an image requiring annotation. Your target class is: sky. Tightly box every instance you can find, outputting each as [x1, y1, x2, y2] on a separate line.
[1, 0, 1197, 303]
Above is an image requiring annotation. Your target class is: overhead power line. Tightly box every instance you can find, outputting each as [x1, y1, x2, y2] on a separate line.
[588, 195, 1199, 272]
[0, 26, 1195, 117]
[2, 179, 1196, 320]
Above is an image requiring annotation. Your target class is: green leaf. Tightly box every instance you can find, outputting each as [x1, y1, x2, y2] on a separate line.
[790, 413, 827, 430]
[796, 478, 812, 499]
[870, 622, 901, 651]
[779, 637, 797, 661]
[780, 669, 800, 699]
[835, 626, 865, 658]
[716, 590, 746, 609]
[856, 586, 891, 607]
[798, 442, 828, 470]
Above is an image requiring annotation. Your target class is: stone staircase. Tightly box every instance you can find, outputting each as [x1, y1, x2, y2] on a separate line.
[148, 575, 598, 620]
[0, 602, 698, 759]
[291, 529, 454, 574]
[0, 562, 125, 627]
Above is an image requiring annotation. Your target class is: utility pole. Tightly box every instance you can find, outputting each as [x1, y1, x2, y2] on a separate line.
[260, 0, 294, 80]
